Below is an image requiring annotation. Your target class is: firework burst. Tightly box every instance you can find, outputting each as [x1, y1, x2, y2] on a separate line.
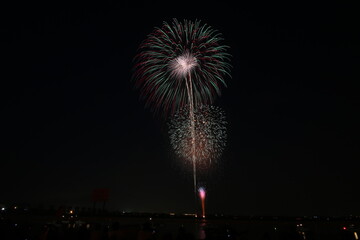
[133, 19, 231, 196]
[168, 105, 227, 168]
[133, 19, 231, 116]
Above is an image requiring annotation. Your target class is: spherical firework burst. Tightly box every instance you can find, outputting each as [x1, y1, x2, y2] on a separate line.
[168, 105, 227, 168]
[133, 19, 231, 116]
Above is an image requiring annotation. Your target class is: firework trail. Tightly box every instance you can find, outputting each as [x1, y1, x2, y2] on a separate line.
[133, 19, 231, 195]
[199, 187, 206, 218]
[168, 105, 227, 172]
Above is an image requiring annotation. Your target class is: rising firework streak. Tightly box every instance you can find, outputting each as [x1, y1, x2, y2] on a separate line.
[199, 187, 206, 218]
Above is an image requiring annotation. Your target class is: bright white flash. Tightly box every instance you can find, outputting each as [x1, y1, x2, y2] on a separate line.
[170, 52, 197, 78]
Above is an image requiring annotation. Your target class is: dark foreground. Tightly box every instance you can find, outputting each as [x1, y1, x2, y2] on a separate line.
[1, 212, 359, 240]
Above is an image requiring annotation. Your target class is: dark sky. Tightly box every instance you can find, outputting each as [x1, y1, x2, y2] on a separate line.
[1, 3, 359, 216]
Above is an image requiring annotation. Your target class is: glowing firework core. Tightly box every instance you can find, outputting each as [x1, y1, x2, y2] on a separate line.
[199, 187, 206, 199]
[170, 52, 198, 79]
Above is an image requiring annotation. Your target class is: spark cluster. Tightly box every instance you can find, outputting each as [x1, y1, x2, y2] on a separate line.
[168, 105, 227, 168]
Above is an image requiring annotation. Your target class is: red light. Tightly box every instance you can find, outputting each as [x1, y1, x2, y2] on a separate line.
[343, 227, 347, 230]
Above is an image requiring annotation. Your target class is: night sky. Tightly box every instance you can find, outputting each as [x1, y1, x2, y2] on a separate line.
[1, 3, 359, 216]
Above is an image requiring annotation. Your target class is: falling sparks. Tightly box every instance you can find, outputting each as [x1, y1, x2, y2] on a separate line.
[168, 105, 227, 168]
